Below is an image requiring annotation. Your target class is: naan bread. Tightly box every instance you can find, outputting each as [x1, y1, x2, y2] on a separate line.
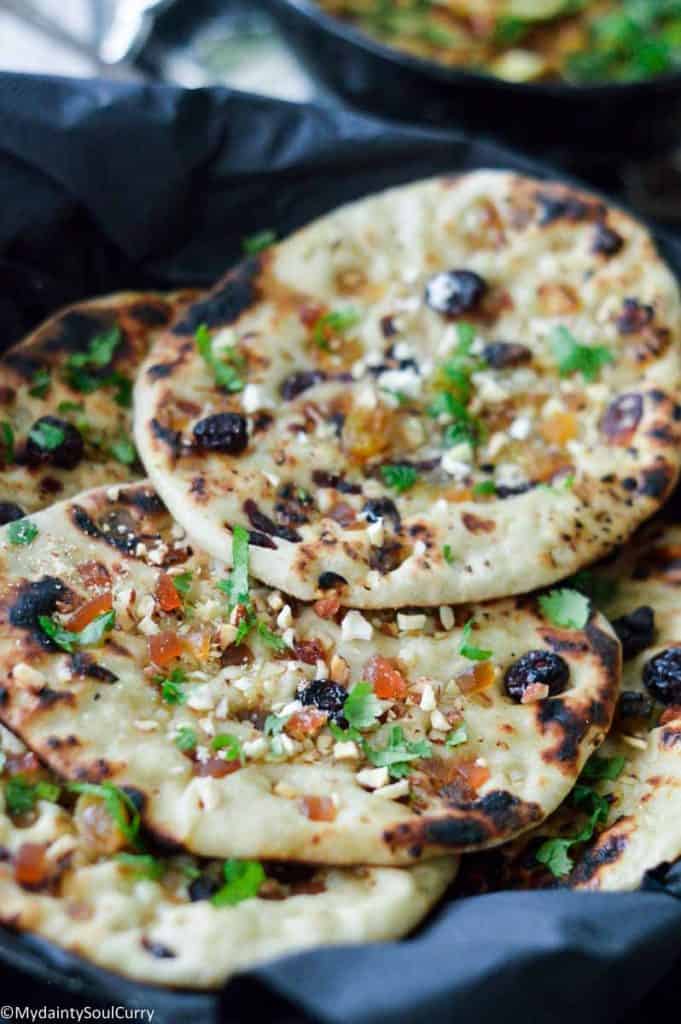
[458, 519, 681, 893]
[0, 727, 455, 989]
[0, 290, 196, 522]
[135, 171, 681, 607]
[0, 483, 619, 865]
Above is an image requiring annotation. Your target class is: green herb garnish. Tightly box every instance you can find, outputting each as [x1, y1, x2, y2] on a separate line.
[212, 859, 265, 907]
[380, 463, 419, 493]
[343, 682, 382, 731]
[67, 781, 141, 847]
[172, 572, 193, 596]
[38, 609, 115, 653]
[443, 544, 454, 565]
[550, 326, 613, 383]
[364, 725, 431, 779]
[211, 734, 244, 763]
[29, 421, 64, 451]
[256, 621, 288, 651]
[7, 519, 38, 546]
[110, 437, 137, 465]
[264, 713, 290, 737]
[115, 852, 164, 881]
[459, 619, 492, 662]
[242, 230, 276, 255]
[473, 480, 496, 497]
[0, 421, 14, 464]
[175, 726, 198, 752]
[217, 524, 251, 609]
[580, 753, 626, 782]
[195, 323, 245, 393]
[155, 667, 187, 706]
[313, 309, 360, 350]
[539, 588, 590, 630]
[564, 570, 617, 609]
[445, 723, 468, 748]
[4, 776, 60, 816]
[29, 367, 51, 398]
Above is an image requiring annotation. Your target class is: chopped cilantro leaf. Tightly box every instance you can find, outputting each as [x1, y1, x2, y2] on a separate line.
[329, 720, 362, 743]
[473, 480, 496, 497]
[459, 619, 492, 662]
[445, 723, 468, 748]
[57, 400, 85, 416]
[212, 859, 265, 907]
[550, 326, 613, 383]
[38, 609, 115, 653]
[212, 734, 243, 763]
[242, 229, 276, 255]
[0, 421, 14, 464]
[175, 726, 197, 752]
[110, 437, 137, 465]
[4, 776, 60, 816]
[234, 614, 256, 645]
[364, 725, 431, 779]
[535, 835, 575, 877]
[313, 309, 360, 350]
[580, 753, 626, 782]
[195, 323, 245, 393]
[155, 668, 187, 705]
[115, 852, 164, 881]
[343, 682, 382, 731]
[67, 327, 121, 369]
[443, 544, 454, 565]
[7, 520, 38, 546]
[29, 367, 51, 398]
[171, 572, 193, 596]
[380, 463, 418, 493]
[256, 621, 288, 651]
[264, 713, 290, 737]
[67, 781, 141, 848]
[29, 421, 64, 451]
[539, 588, 590, 630]
[218, 524, 251, 609]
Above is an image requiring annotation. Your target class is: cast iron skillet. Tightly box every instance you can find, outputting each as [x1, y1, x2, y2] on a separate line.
[265, 0, 681, 165]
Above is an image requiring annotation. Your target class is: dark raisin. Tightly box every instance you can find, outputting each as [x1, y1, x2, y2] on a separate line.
[362, 496, 401, 532]
[643, 648, 681, 705]
[193, 413, 248, 455]
[424, 270, 487, 317]
[297, 679, 348, 724]
[617, 298, 654, 335]
[312, 470, 361, 495]
[141, 938, 176, 959]
[25, 416, 83, 470]
[600, 393, 643, 445]
[592, 223, 623, 257]
[482, 342, 532, 369]
[280, 370, 326, 400]
[317, 571, 348, 590]
[616, 690, 653, 722]
[504, 650, 570, 703]
[243, 498, 301, 542]
[188, 875, 220, 902]
[611, 606, 655, 660]
[0, 502, 25, 525]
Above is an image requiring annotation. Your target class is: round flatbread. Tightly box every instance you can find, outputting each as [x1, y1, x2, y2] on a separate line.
[0, 482, 619, 865]
[135, 171, 681, 608]
[457, 519, 681, 894]
[0, 290, 196, 523]
[0, 727, 455, 989]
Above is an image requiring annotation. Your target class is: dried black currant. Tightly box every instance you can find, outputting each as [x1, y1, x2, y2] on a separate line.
[297, 679, 348, 724]
[193, 413, 248, 454]
[25, 416, 83, 470]
[592, 223, 624, 257]
[611, 606, 655, 661]
[616, 690, 653, 722]
[188, 874, 221, 902]
[616, 298, 654, 335]
[362, 496, 401, 532]
[280, 370, 325, 400]
[643, 648, 681, 705]
[504, 650, 570, 703]
[482, 342, 532, 369]
[424, 270, 487, 317]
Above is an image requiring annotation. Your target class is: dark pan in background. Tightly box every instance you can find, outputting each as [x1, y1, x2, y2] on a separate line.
[264, 0, 681, 171]
[2, 72, 681, 1024]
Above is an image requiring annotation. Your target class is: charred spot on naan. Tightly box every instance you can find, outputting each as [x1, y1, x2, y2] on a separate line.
[4, 577, 75, 651]
[569, 819, 633, 888]
[173, 257, 264, 336]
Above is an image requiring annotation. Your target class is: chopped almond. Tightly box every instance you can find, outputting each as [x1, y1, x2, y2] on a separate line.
[520, 682, 550, 704]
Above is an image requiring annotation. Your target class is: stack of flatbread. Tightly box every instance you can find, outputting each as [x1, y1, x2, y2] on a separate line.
[0, 170, 679, 989]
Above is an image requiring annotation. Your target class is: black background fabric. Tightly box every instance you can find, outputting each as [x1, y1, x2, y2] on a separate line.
[0, 71, 680, 1024]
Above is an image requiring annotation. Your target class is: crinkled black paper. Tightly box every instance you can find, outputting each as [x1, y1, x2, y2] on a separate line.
[1, 71, 681, 1024]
